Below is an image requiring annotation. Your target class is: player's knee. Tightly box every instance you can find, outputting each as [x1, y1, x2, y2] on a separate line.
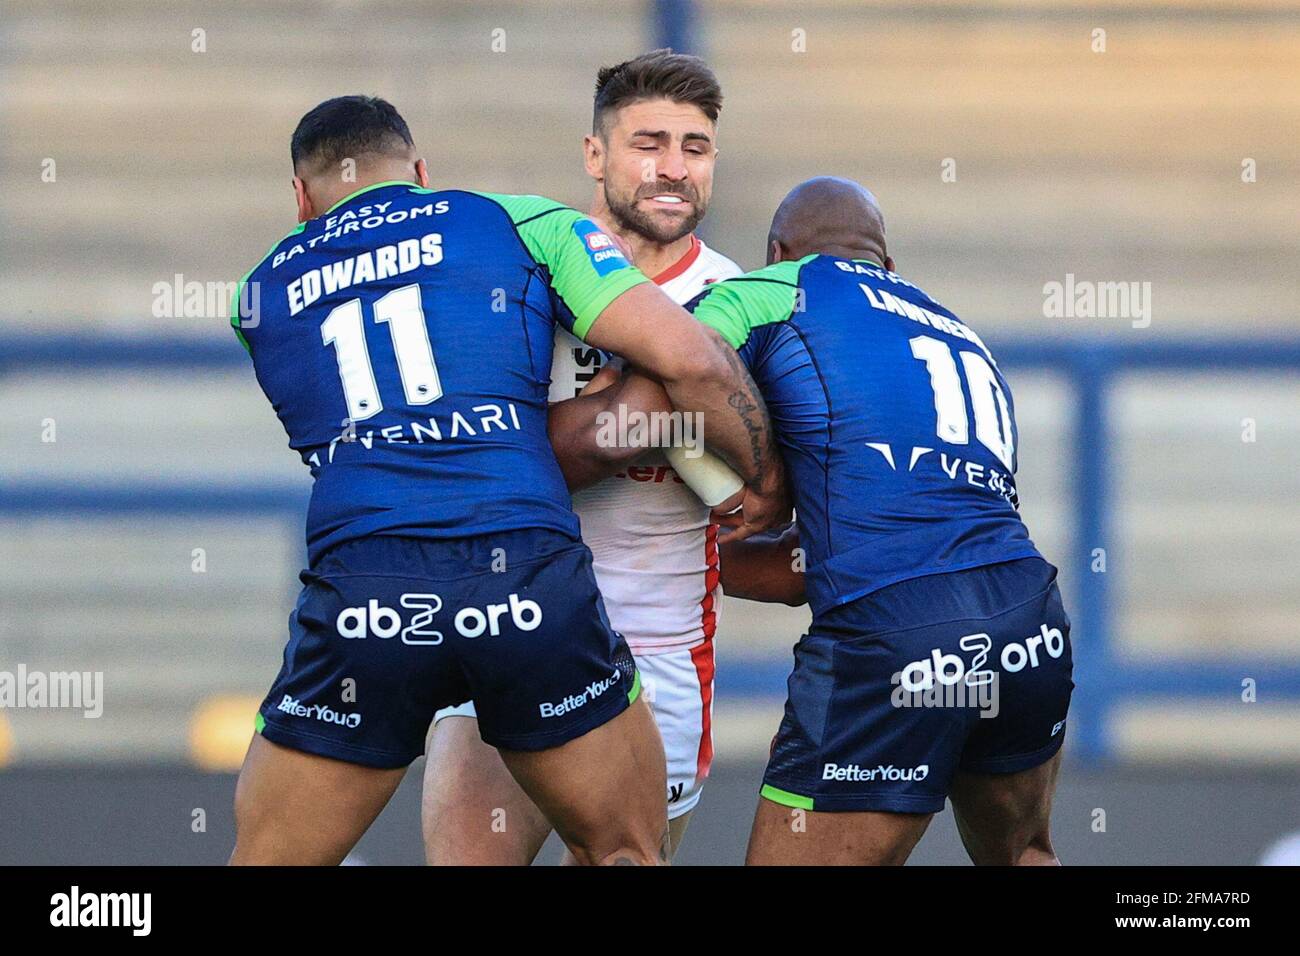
[588, 843, 664, 866]
[982, 825, 1056, 866]
[567, 827, 669, 866]
[230, 761, 288, 864]
[1014, 827, 1059, 866]
[228, 821, 264, 865]
[974, 815, 1055, 866]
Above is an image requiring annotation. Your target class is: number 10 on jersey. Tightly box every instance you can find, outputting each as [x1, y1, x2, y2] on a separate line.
[909, 335, 1015, 470]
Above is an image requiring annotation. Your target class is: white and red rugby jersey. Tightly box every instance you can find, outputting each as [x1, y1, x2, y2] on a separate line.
[548, 235, 743, 653]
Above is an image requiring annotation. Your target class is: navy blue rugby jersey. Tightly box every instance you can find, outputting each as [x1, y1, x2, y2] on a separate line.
[231, 182, 648, 562]
[689, 255, 1044, 616]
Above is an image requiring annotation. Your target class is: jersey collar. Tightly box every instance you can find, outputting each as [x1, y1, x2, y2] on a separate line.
[651, 234, 702, 285]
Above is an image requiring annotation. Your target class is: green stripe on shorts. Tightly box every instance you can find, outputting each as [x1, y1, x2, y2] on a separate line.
[627, 668, 642, 704]
[760, 783, 814, 810]
[254, 712, 266, 734]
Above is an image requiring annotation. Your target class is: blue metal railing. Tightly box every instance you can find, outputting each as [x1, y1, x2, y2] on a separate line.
[4, 333, 1300, 762]
[994, 338, 1300, 760]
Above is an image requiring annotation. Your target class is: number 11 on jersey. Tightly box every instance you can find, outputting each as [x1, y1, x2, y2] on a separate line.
[321, 282, 443, 422]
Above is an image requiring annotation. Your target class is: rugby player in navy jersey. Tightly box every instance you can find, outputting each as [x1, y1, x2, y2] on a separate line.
[226, 96, 782, 865]
[595, 177, 1073, 864]
[698, 177, 1074, 865]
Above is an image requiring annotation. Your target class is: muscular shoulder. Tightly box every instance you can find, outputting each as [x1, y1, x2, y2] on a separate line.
[686, 256, 809, 349]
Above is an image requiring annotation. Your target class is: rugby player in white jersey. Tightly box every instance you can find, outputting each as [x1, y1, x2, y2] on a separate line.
[422, 50, 744, 864]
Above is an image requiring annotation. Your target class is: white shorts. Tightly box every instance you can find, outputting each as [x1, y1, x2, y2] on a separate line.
[433, 641, 715, 820]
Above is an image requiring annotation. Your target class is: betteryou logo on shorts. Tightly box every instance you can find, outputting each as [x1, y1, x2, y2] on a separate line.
[538, 669, 622, 718]
[277, 695, 361, 729]
[823, 763, 930, 783]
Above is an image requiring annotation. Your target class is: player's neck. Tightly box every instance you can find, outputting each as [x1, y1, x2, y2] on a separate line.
[619, 230, 696, 282]
[796, 246, 883, 268]
[307, 168, 420, 219]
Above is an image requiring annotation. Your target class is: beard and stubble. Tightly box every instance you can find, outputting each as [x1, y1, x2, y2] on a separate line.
[604, 178, 707, 245]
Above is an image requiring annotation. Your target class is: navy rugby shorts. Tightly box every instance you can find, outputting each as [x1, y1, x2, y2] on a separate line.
[761, 557, 1073, 813]
[256, 528, 639, 767]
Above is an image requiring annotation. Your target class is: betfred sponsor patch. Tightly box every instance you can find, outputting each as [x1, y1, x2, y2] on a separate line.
[572, 219, 631, 276]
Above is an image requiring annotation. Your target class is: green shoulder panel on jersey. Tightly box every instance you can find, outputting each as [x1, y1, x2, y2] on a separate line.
[688, 257, 810, 349]
[230, 222, 306, 355]
[473, 192, 650, 341]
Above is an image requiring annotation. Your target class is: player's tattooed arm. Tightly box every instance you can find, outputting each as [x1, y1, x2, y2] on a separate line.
[584, 284, 778, 487]
[721, 342, 776, 486]
[693, 324, 780, 487]
[719, 522, 807, 606]
[710, 337, 789, 543]
[547, 365, 673, 491]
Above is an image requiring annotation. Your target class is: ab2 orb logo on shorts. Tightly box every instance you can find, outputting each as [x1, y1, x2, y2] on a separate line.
[335, 593, 543, 645]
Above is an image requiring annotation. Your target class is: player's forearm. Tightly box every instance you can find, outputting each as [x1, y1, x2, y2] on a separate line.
[719, 523, 807, 606]
[583, 286, 777, 491]
[658, 327, 779, 493]
[547, 371, 673, 491]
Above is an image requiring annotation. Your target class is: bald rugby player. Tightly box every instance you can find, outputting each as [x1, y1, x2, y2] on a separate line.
[611, 177, 1074, 864]
[702, 177, 1073, 865]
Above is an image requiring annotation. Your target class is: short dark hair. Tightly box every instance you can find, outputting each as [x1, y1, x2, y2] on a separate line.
[290, 95, 415, 172]
[593, 49, 722, 134]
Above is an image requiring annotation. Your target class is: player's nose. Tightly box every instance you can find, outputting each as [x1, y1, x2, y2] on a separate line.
[657, 151, 689, 183]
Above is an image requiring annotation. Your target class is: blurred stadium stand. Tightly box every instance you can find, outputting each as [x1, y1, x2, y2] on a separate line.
[1, 0, 1298, 812]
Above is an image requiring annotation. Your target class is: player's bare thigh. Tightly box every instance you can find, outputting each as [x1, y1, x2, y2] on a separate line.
[422, 715, 551, 865]
[230, 734, 405, 865]
[423, 712, 686, 866]
[949, 749, 1063, 865]
[500, 695, 669, 865]
[745, 797, 933, 866]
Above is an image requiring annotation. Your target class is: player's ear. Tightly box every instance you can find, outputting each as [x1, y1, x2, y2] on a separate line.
[583, 134, 604, 181]
[766, 238, 784, 265]
[884, 254, 896, 273]
[414, 158, 430, 189]
[293, 176, 313, 223]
